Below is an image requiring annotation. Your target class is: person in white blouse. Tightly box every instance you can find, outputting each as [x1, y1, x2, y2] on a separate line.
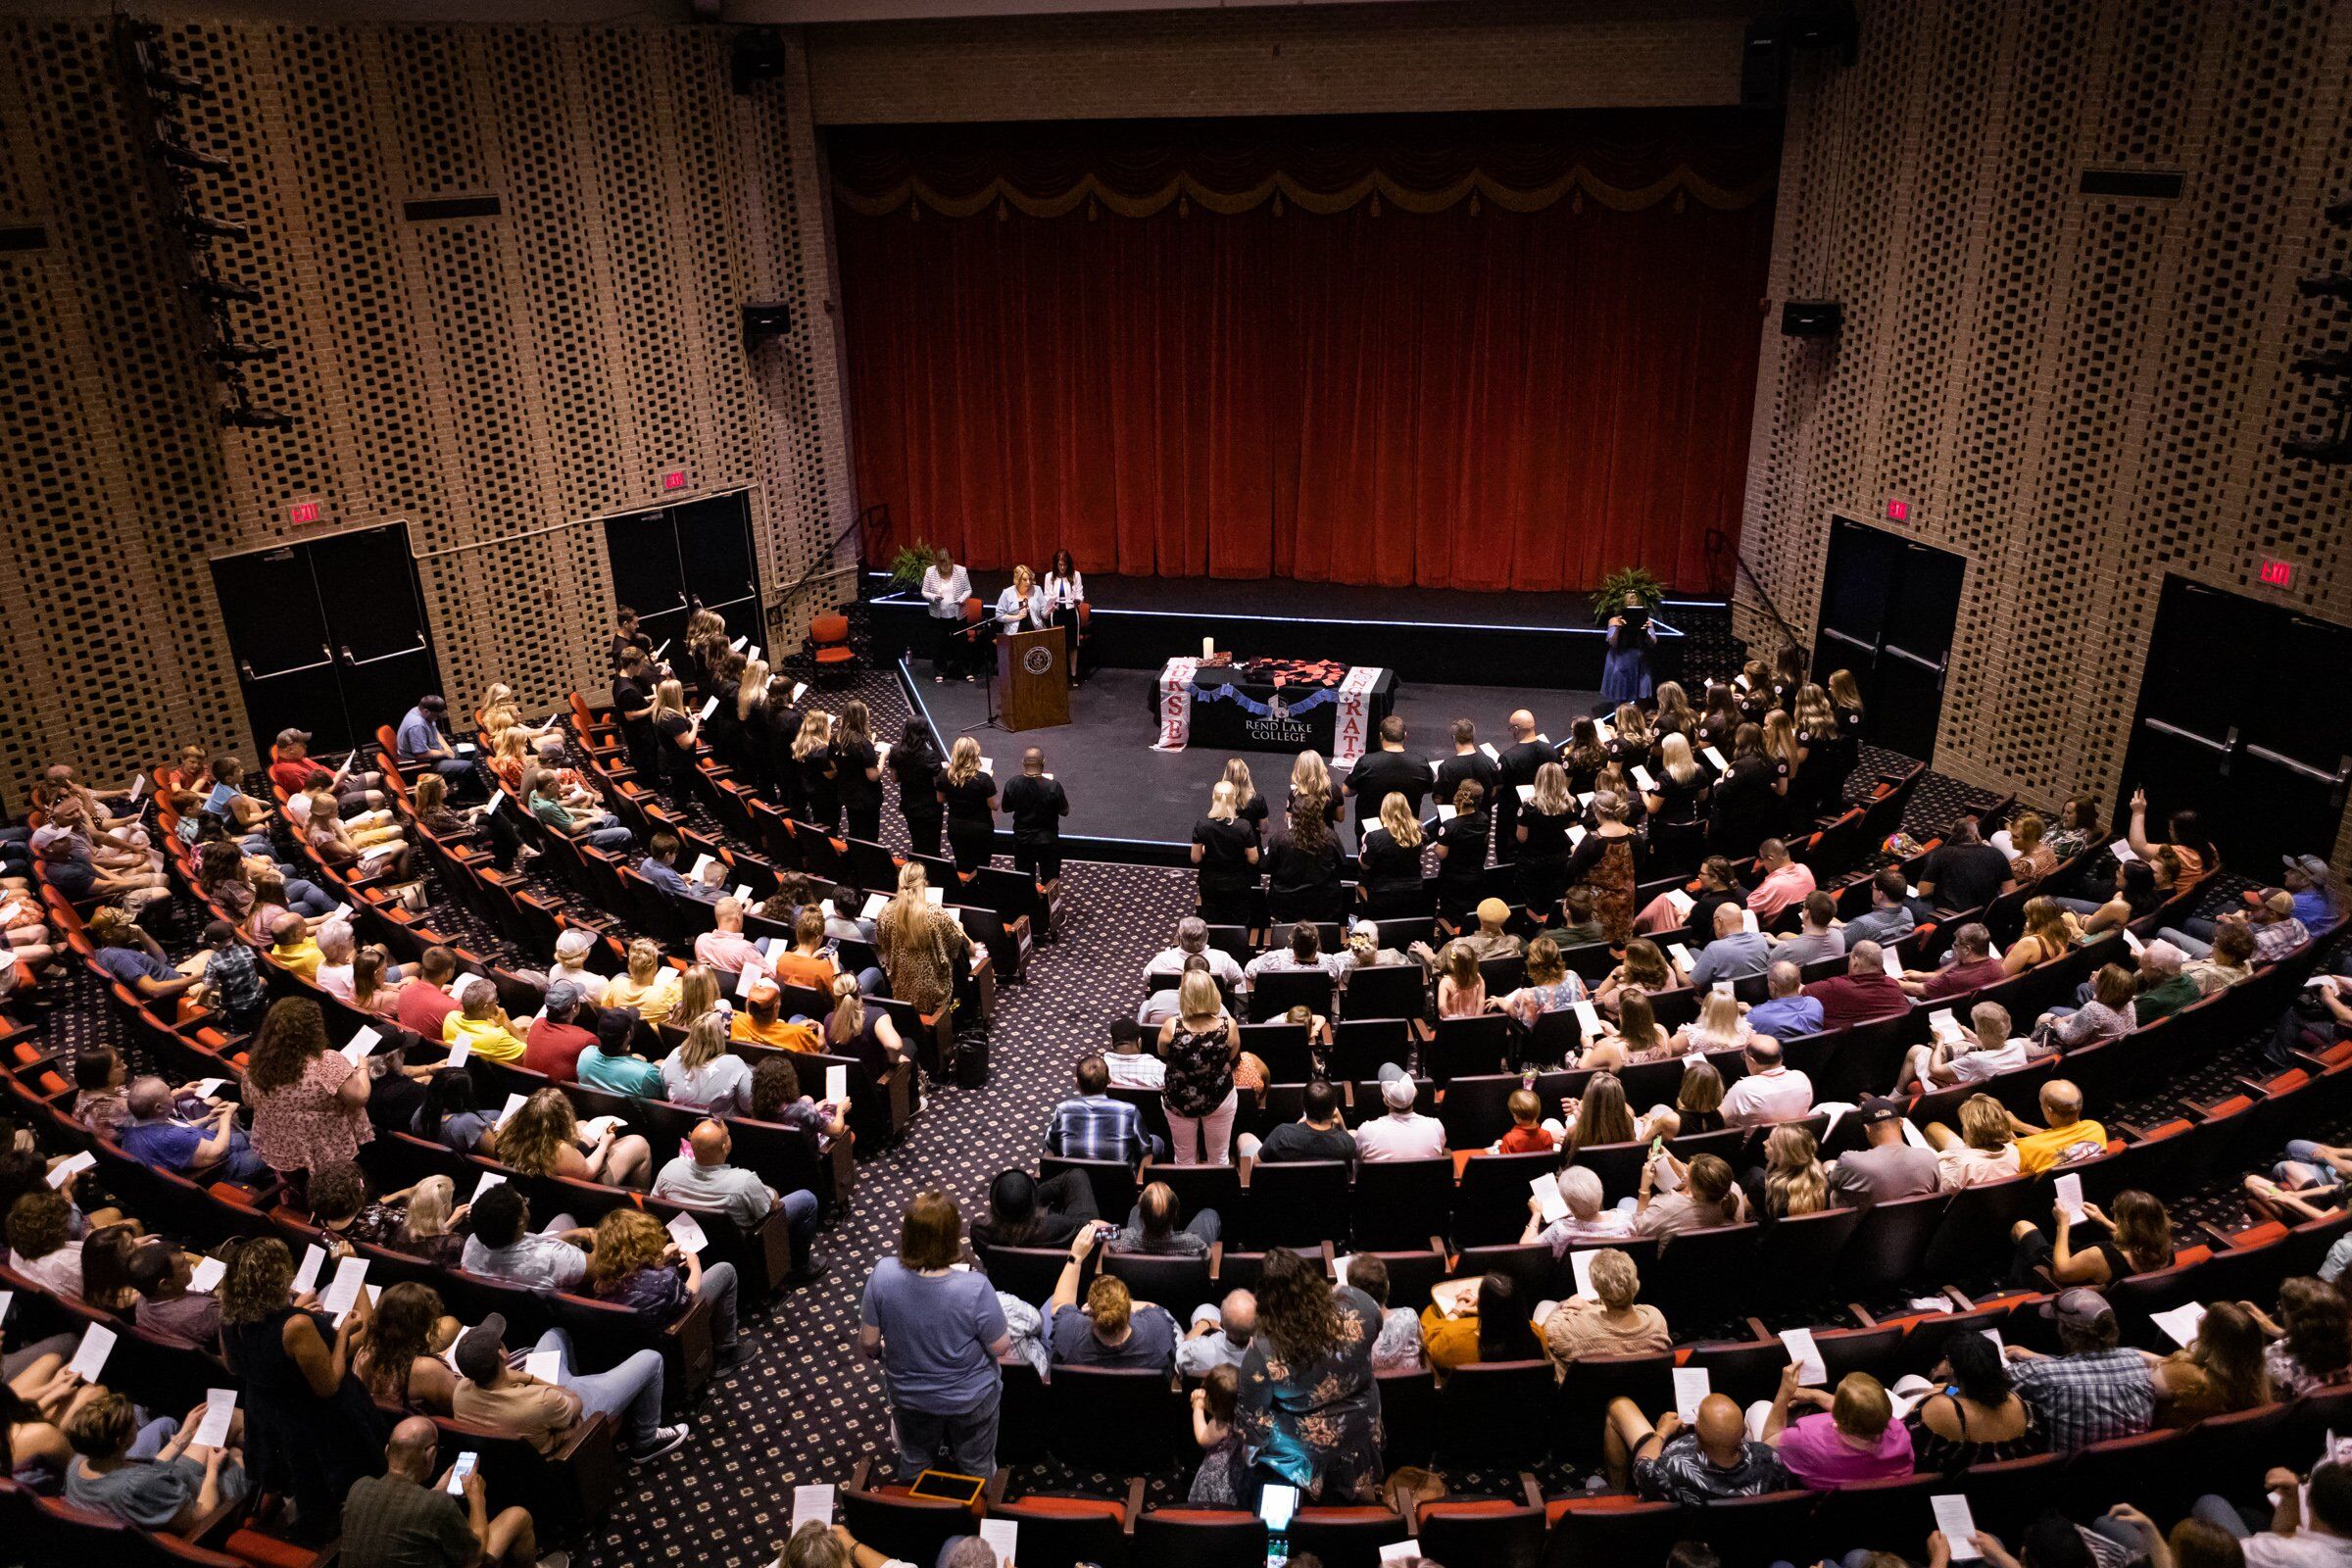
[994, 564, 1049, 637]
[918, 547, 973, 684]
[1045, 549, 1086, 686]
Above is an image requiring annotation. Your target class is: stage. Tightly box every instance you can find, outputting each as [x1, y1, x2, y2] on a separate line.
[865, 570, 1707, 690]
[900, 657, 1602, 867]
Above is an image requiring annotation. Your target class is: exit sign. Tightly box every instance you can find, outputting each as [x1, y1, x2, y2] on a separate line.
[2259, 558, 2295, 588]
[662, 469, 689, 492]
[287, 500, 322, 525]
[1885, 497, 1911, 522]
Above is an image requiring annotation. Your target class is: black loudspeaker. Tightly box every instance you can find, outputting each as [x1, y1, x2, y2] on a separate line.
[742, 302, 792, 339]
[730, 29, 788, 94]
[1742, 22, 1788, 108]
[1781, 300, 1843, 337]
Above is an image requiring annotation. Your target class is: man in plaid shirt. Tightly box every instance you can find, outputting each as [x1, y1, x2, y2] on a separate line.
[2007, 1288, 2155, 1452]
[1044, 1055, 1161, 1164]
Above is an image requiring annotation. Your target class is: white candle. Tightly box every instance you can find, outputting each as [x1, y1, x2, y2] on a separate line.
[1201, 636, 1214, 658]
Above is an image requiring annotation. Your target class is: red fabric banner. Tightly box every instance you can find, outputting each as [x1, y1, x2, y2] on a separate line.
[833, 111, 1778, 594]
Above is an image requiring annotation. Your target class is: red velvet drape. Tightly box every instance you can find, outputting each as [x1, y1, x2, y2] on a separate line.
[833, 112, 1777, 594]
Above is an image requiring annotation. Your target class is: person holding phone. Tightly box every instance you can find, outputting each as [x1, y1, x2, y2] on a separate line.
[1600, 592, 1659, 707]
[338, 1416, 549, 1568]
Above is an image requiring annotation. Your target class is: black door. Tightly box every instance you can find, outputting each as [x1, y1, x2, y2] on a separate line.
[1810, 518, 1967, 764]
[2117, 576, 2352, 871]
[208, 523, 441, 763]
[602, 490, 765, 663]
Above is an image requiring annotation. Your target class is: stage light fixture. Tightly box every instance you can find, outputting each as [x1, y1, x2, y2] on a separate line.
[2298, 273, 2352, 301]
[176, 212, 247, 241]
[142, 63, 210, 97]
[153, 132, 232, 174]
[185, 274, 262, 304]
[2283, 432, 2352, 464]
[731, 29, 789, 94]
[205, 339, 281, 364]
[220, 405, 295, 431]
[122, 19, 165, 42]
[2294, 350, 2352, 377]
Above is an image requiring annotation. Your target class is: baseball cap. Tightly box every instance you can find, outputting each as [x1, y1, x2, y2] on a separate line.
[596, 1006, 640, 1052]
[544, 979, 584, 1014]
[1856, 1096, 1905, 1127]
[1380, 1072, 1418, 1111]
[2285, 854, 2330, 881]
[554, 928, 596, 960]
[275, 728, 312, 747]
[2264, 890, 2296, 916]
[2040, 1287, 2113, 1328]
[453, 1313, 508, 1384]
[1476, 898, 1509, 926]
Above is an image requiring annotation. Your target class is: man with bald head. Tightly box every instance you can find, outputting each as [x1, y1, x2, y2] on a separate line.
[121, 1074, 266, 1182]
[653, 1117, 821, 1290]
[999, 746, 1070, 900]
[1605, 1390, 1790, 1501]
[1494, 709, 1551, 865]
[338, 1413, 558, 1568]
[1175, 1289, 1258, 1377]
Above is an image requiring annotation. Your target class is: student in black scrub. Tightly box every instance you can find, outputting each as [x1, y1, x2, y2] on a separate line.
[1643, 734, 1712, 828]
[938, 735, 999, 874]
[1354, 793, 1427, 918]
[1344, 716, 1428, 851]
[1790, 684, 1844, 820]
[1494, 709, 1552, 867]
[1697, 686, 1742, 757]
[1560, 717, 1609, 795]
[610, 649, 658, 776]
[792, 710, 839, 832]
[1433, 719, 1500, 808]
[889, 718, 944, 858]
[1514, 761, 1578, 913]
[648, 678, 702, 791]
[1603, 706, 1652, 772]
[999, 747, 1070, 900]
[1286, 751, 1344, 833]
[703, 651, 745, 775]
[829, 699, 885, 843]
[1222, 758, 1268, 848]
[1827, 669, 1866, 783]
[609, 607, 642, 672]
[1191, 781, 1260, 925]
[1431, 778, 1491, 925]
[1265, 791, 1346, 924]
[756, 676, 806, 818]
[1707, 722, 1783, 859]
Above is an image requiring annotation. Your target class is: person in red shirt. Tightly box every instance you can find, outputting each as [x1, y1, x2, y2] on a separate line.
[267, 729, 384, 813]
[522, 981, 598, 1082]
[1494, 1088, 1557, 1154]
[1803, 942, 1910, 1031]
[1901, 922, 2007, 1000]
[396, 947, 463, 1040]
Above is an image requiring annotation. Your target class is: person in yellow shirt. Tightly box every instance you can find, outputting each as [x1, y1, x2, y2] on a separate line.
[1417, 1272, 1544, 1372]
[269, 912, 324, 983]
[601, 938, 681, 1026]
[442, 976, 527, 1062]
[730, 978, 819, 1053]
[2006, 1079, 2108, 1175]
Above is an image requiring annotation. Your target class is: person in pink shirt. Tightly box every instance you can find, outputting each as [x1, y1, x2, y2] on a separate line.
[1745, 839, 1819, 923]
[1762, 1366, 1914, 1489]
[693, 897, 764, 979]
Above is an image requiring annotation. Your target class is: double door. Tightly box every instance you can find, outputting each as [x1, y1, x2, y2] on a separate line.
[602, 491, 764, 662]
[208, 523, 441, 761]
[1810, 517, 1968, 765]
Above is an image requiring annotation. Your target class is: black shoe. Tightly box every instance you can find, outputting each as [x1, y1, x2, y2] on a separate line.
[715, 1343, 748, 1367]
[788, 1258, 830, 1286]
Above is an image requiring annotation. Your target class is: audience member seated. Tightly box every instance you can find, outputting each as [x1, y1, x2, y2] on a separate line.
[1244, 920, 1348, 984]
[1745, 1123, 1838, 1221]
[1420, 1271, 1543, 1371]
[2032, 963, 2140, 1051]
[1176, 1290, 1257, 1377]
[1045, 1228, 1176, 1369]
[85, 906, 198, 1004]
[970, 1168, 1099, 1250]
[1746, 838, 1818, 921]
[126, 1237, 222, 1345]
[2125, 790, 2217, 898]
[1763, 1367, 1914, 1489]
[1046, 1054, 1160, 1164]
[1100, 1016, 1165, 1088]
[1594, 938, 1681, 1019]
[1684, 902, 1769, 991]
[1668, 990, 1753, 1060]
[461, 1185, 594, 1291]
[1541, 1247, 1669, 1369]
[2005, 1287, 2155, 1452]
[1633, 1152, 1746, 1238]
[1899, 1001, 2052, 1094]
[522, 981, 599, 1080]
[1927, 1093, 2027, 1191]
[1902, 921, 2008, 999]
[1720, 1038, 1814, 1127]
[1111, 1180, 1218, 1255]
[415, 1068, 496, 1156]
[339, 1414, 560, 1568]
[2151, 1300, 2270, 1427]
[122, 1073, 268, 1182]
[1356, 1068, 1447, 1161]
[307, 1160, 421, 1253]
[1826, 1098, 1941, 1206]
[578, 1006, 664, 1098]
[662, 1013, 754, 1115]
[654, 1118, 824, 1284]
[1562, 1072, 1638, 1154]
[1770, 891, 1846, 967]
[443, 978, 528, 1062]
[637, 833, 719, 904]
[858, 1189, 1011, 1481]
[1746, 960, 1824, 1040]
[391, 1174, 469, 1267]
[451, 1311, 686, 1465]
[606, 938, 685, 1024]
[2182, 919, 2261, 995]
[1605, 1390, 1790, 1501]
[1918, 815, 2014, 912]
[1493, 935, 1589, 1028]
[1640, 1061, 1729, 1143]
[2251, 1278, 2352, 1396]
[1522, 1165, 1635, 1255]
[1146, 916, 1247, 992]
[396, 947, 465, 1038]
[1187, 1365, 1245, 1506]
[7, 1191, 86, 1298]
[1838, 870, 1919, 949]
[2010, 1189, 2174, 1290]
[2004, 1079, 2110, 1175]
[62, 1387, 247, 1532]
[590, 1205, 744, 1365]
[502, 1087, 654, 1191]
[1906, 1329, 2046, 1470]
[1238, 1078, 1355, 1163]
[1805, 941, 1909, 1030]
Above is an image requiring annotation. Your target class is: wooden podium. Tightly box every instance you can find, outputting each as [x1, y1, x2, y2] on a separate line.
[997, 626, 1071, 731]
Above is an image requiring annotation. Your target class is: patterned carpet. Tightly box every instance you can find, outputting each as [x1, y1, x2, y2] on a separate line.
[24, 641, 2320, 1565]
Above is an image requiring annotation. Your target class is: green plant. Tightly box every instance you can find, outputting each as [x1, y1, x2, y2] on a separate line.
[1591, 566, 1666, 625]
[887, 539, 937, 588]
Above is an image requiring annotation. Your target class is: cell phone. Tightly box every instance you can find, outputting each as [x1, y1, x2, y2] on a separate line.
[446, 1451, 478, 1494]
[1649, 1137, 1665, 1157]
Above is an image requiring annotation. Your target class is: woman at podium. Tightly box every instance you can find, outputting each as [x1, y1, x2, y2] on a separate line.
[994, 564, 1050, 636]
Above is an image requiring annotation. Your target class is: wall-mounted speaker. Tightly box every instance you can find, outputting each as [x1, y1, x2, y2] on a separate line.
[742, 302, 792, 340]
[730, 30, 788, 95]
[1781, 300, 1843, 337]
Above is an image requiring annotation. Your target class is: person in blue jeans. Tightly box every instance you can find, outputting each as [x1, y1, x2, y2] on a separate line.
[395, 695, 485, 799]
[450, 1313, 686, 1465]
[2187, 1457, 2352, 1565]
[858, 1189, 1010, 1480]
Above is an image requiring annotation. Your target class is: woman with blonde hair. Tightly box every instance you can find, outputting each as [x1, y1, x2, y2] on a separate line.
[829, 699, 885, 841]
[1673, 989, 1754, 1056]
[1607, 703, 1652, 765]
[1592, 988, 1674, 1069]
[1221, 758, 1265, 839]
[2002, 896, 2080, 975]
[1357, 792, 1426, 917]
[648, 676, 701, 786]
[1789, 683, 1842, 816]
[1651, 681, 1699, 741]
[1157, 969, 1240, 1163]
[1638, 1058, 1727, 1143]
[603, 938, 682, 1025]
[1926, 1093, 2023, 1190]
[994, 564, 1048, 633]
[1289, 750, 1337, 828]
[1515, 761, 1578, 912]
[672, 964, 723, 1028]
[661, 1012, 753, 1115]
[2003, 810, 2057, 886]
[825, 970, 906, 1079]
[1757, 1124, 1833, 1218]
[792, 710, 839, 832]
[1436, 941, 1485, 1019]
[937, 734, 998, 874]
[1761, 710, 1806, 832]
[395, 1174, 466, 1267]
[1192, 780, 1261, 926]
[1826, 668, 1866, 778]
[1644, 733, 1710, 829]
[499, 1087, 652, 1190]
[876, 860, 972, 1017]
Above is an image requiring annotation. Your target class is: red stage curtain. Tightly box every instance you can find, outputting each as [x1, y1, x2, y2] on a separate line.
[832, 110, 1778, 594]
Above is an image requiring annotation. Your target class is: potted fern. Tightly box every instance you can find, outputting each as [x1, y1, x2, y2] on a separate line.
[1591, 566, 1666, 625]
[888, 539, 937, 589]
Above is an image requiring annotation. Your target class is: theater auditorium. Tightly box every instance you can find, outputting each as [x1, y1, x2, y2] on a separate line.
[2, 2, 2350, 1567]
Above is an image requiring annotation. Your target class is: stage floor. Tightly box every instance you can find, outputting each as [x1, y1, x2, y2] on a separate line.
[900, 658, 1601, 861]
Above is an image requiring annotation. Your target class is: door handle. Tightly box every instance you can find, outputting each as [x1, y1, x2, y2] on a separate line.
[339, 637, 427, 668]
[2142, 717, 2232, 757]
[242, 645, 337, 681]
[2244, 743, 2352, 790]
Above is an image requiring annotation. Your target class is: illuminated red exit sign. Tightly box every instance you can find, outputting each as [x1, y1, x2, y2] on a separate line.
[1884, 497, 1911, 522]
[287, 500, 322, 525]
[662, 469, 689, 492]
[2259, 558, 2295, 588]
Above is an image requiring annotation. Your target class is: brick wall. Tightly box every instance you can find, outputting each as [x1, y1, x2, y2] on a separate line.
[804, 0, 1754, 124]
[0, 19, 856, 799]
[1735, 0, 2352, 861]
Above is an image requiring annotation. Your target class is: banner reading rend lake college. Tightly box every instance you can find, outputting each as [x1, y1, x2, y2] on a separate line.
[1152, 657, 1201, 751]
[1332, 665, 1381, 767]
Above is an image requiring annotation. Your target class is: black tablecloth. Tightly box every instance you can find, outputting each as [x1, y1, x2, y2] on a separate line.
[1154, 663, 1396, 754]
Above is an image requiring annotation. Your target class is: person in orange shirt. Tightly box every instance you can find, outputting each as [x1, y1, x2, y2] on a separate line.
[770, 909, 841, 995]
[729, 977, 819, 1053]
